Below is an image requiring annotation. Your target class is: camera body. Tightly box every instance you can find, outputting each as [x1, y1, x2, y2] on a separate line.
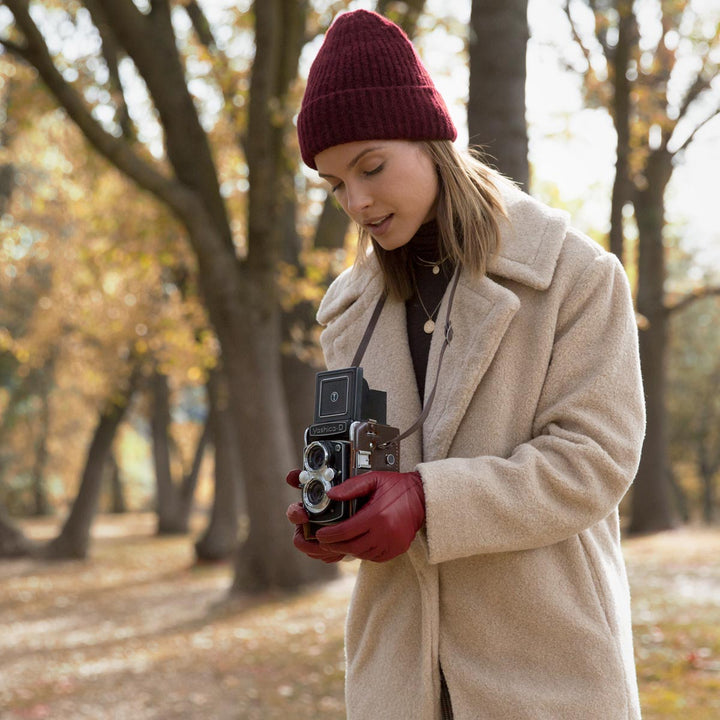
[300, 367, 400, 530]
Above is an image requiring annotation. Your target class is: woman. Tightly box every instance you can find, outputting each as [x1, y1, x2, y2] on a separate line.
[286, 9, 645, 720]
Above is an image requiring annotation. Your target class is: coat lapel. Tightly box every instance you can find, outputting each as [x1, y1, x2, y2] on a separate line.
[422, 272, 520, 462]
[418, 184, 570, 462]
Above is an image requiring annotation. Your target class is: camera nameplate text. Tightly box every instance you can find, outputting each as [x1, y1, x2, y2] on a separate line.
[309, 422, 348, 436]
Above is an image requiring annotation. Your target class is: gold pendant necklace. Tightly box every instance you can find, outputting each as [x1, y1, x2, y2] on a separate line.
[415, 254, 449, 276]
[416, 290, 443, 334]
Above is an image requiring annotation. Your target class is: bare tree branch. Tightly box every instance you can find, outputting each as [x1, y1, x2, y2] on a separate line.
[677, 73, 714, 124]
[185, 0, 218, 49]
[649, 9, 678, 147]
[563, 0, 597, 70]
[1, 0, 187, 214]
[184, 0, 248, 155]
[83, 0, 136, 141]
[96, 0, 234, 251]
[587, 0, 611, 59]
[0, 37, 26, 57]
[665, 3, 718, 151]
[674, 104, 720, 155]
[666, 285, 720, 315]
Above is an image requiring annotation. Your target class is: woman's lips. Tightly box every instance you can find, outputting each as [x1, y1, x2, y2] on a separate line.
[364, 214, 393, 236]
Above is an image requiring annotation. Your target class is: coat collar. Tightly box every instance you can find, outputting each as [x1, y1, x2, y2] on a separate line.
[316, 183, 570, 463]
[317, 181, 569, 327]
[487, 179, 569, 290]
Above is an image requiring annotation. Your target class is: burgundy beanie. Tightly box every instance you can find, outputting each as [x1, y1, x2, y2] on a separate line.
[297, 9, 457, 169]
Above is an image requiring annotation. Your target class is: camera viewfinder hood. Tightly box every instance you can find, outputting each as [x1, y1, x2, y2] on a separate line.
[314, 367, 387, 425]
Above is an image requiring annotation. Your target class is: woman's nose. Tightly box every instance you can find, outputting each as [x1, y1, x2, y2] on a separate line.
[345, 182, 371, 215]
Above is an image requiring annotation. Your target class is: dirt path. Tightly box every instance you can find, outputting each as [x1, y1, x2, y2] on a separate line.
[1, 515, 719, 719]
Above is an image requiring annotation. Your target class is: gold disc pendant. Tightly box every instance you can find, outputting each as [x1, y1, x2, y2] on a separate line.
[423, 319, 435, 334]
[432, 265, 440, 275]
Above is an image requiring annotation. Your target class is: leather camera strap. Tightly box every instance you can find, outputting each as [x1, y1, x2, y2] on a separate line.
[351, 289, 387, 367]
[352, 268, 461, 447]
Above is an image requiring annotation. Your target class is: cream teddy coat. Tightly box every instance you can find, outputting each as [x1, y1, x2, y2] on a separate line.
[316, 181, 645, 720]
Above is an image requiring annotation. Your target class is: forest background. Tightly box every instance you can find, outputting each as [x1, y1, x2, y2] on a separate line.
[0, 0, 719, 718]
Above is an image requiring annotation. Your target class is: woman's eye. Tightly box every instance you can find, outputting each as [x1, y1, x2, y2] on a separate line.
[327, 163, 382, 193]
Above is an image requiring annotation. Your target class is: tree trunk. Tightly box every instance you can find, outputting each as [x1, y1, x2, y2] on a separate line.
[278, 190, 328, 463]
[468, 0, 529, 190]
[152, 369, 208, 535]
[607, 1, 636, 263]
[698, 437, 719, 525]
[30, 372, 52, 516]
[667, 467, 688, 524]
[229, 0, 336, 592]
[180, 419, 210, 512]
[0, 162, 15, 213]
[282, 353, 320, 460]
[151, 370, 183, 533]
[195, 368, 240, 561]
[0, 506, 35, 558]
[1, 0, 334, 591]
[628, 149, 677, 534]
[313, 196, 350, 250]
[563, 0, 720, 532]
[700, 466, 715, 525]
[107, 453, 127, 514]
[44, 373, 138, 559]
[697, 371, 720, 525]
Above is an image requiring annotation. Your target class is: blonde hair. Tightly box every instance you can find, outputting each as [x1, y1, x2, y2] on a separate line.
[356, 141, 507, 301]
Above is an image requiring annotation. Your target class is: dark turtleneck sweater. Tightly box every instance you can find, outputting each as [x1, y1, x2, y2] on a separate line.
[405, 220, 454, 401]
[405, 221, 457, 719]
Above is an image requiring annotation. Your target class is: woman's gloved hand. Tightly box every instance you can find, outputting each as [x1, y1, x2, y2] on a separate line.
[314, 470, 425, 563]
[285, 469, 345, 563]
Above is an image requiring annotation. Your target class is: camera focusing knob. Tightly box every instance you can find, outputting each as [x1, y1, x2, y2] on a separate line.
[322, 467, 335, 483]
[299, 470, 311, 485]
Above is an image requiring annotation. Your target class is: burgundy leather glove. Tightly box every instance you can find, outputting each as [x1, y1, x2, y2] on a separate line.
[314, 470, 425, 563]
[285, 469, 345, 564]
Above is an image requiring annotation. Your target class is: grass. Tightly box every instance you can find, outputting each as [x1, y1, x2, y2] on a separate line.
[0, 515, 719, 719]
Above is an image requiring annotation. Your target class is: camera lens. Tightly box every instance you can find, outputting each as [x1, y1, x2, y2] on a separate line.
[305, 480, 327, 507]
[303, 478, 331, 513]
[304, 442, 328, 471]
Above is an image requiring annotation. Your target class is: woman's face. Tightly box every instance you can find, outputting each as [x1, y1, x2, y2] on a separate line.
[315, 140, 439, 251]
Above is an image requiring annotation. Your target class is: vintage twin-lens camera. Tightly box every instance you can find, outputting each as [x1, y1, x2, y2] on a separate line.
[300, 367, 400, 531]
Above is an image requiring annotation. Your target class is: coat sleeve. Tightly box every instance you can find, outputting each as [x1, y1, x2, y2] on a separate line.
[417, 251, 646, 564]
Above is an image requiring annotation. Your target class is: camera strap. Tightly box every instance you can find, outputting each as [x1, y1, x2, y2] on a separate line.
[352, 268, 462, 448]
[351, 290, 388, 368]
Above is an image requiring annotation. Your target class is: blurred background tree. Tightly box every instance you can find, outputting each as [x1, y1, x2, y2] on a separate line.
[563, 0, 720, 533]
[0, 0, 718, 590]
[469, 0, 530, 189]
